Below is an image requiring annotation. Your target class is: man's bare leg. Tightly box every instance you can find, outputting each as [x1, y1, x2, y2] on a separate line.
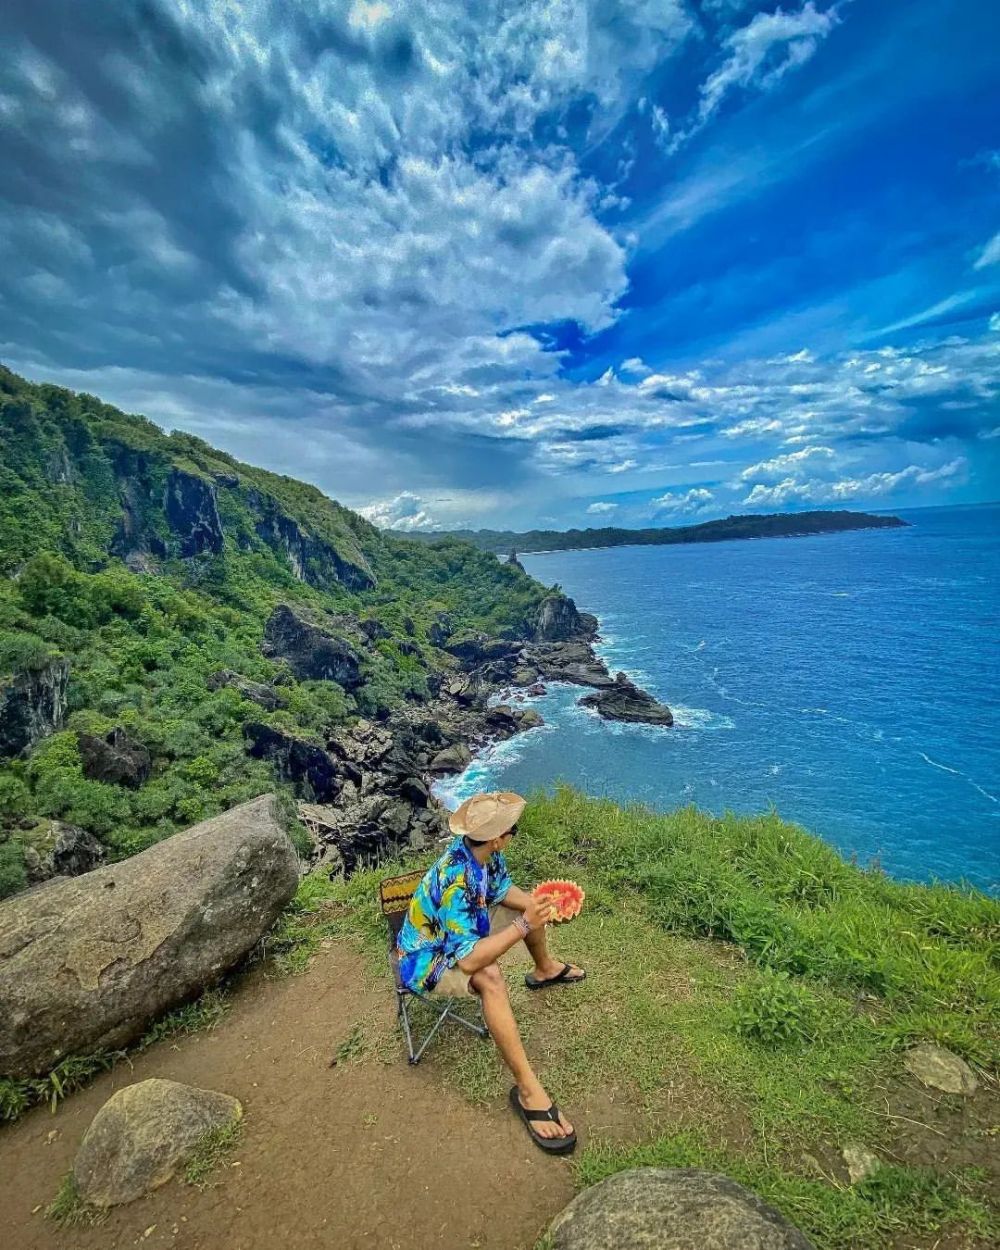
[521, 925, 584, 984]
[470, 963, 573, 1140]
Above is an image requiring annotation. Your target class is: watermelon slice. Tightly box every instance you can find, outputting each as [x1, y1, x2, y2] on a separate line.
[533, 879, 586, 922]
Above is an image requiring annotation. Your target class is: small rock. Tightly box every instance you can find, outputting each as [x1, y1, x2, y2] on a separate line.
[902, 1043, 979, 1095]
[427, 743, 473, 774]
[547, 1167, 815, 1250]
[74, 1078, 242, 1207]
[842, 1143, 880, 1184]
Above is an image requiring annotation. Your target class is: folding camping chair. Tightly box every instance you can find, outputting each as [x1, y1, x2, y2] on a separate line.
[379, 870, 489, 1064]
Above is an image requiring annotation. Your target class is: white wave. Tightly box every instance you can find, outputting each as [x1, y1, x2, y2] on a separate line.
[672, 704, 735, 731]
[918, 752, 998, 804]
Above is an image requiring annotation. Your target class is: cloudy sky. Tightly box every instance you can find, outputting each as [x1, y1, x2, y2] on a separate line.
[1, 1, 998, 531]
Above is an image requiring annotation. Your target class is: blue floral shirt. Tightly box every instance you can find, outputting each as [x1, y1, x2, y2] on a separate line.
[397, 837, 513, 993]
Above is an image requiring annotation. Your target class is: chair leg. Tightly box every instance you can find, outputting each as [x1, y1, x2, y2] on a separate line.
[397, 993, 416, 1064]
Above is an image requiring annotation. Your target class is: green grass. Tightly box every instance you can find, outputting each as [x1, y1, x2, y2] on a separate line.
[45, 1173, 105, 1227]
[182, 1119, 243, 1189]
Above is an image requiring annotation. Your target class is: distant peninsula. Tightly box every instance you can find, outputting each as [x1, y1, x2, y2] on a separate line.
[409, 509, 909, 556]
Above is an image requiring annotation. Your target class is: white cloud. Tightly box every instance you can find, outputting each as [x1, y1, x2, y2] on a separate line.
[739, 444, 834, 481]
[586, 500, 618, 514]
[972, 232, 1000, 270]
[358, 491, 438, 531]
[665, 2, 839, 152]
[608, 459, 638, 473]
[651, 487, 715, 515]
[743, 458, 967, 507]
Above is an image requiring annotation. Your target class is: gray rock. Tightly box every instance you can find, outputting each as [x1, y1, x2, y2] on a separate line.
[243, 722, 344, 802]
[548, 1168, 814, 1250]
[532, 594, 594, 643]
[842, 1143, 880, 1184]
[262, 605, 362, 689]
[902, 1043, 979, 1095]
[0, 794, 298, 1079]
[163, 468, 224, 557]
[77, 728, 151, 788]
[0, 658, 70, 758]
[428, 743, 473, 774]
[206, 670, 284, 711]
[74, 1078, 241, 1207]
[22, 821, 106, 884]
[579, 671, 674, 726]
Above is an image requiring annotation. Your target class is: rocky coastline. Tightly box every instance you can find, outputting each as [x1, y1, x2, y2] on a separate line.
[283, 594, 673, 873]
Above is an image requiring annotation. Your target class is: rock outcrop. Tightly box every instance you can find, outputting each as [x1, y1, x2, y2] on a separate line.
[74, 1079, 242, 1207]
[163, 468, 225, 557]
[0, 794, 298, 1079]
[77, 727, 152, 788]
[206, 670, 285, 711]
[249, 493, 375, 591]
[21, 821, 106, 884]
[547, 1167, 814, 1250]
[532, 593, 595, 643]
[244, 723, 348, 803]
[0, 658, 70, 758]
[579, 671, 674, 726]
[262, 605, 362, 690]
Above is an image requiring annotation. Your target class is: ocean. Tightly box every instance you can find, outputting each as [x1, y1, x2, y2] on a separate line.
[437, 504, 1000, 893]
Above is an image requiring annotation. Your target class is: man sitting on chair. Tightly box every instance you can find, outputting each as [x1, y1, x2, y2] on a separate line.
[396, 790, 585, 1153]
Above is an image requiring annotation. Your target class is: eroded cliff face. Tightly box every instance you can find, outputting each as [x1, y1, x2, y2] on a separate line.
[0, 658, 70, 759]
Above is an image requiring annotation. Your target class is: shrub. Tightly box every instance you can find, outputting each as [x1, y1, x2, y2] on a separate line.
[0, 838, 28, 900]
[731, 970, 824, 1046]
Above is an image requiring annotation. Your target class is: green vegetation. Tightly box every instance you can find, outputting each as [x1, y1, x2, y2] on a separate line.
[0, 365, 554, 892]
[409, 510, 908, 556]
[274, 787, 998, 1249]
[183, 1119, 243, 1188]
[45, 1174, 105, 1227]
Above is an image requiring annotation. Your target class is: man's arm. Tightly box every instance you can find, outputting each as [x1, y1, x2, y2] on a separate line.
[457, 891, 554, 973]
[497, 883, 534, 912]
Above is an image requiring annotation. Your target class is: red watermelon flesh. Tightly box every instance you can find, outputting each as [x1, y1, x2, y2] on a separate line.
[534, 879, 585, 921]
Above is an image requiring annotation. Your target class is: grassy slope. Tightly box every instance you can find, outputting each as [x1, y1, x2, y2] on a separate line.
[268, 788, 998, 1249]
[0, 367, 550, 886]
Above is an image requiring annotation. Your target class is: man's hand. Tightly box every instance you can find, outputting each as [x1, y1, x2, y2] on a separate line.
[523, 892, 555, 932]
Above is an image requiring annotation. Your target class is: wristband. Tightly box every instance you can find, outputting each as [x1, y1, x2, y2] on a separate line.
[511, 914, 530, 939]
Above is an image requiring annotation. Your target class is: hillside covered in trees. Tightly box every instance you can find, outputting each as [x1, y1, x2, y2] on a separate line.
[0, 366, 559, 895]
[411, 510, 908, 556]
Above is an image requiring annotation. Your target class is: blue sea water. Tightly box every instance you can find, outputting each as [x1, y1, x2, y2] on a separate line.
[438, 504, 1000, 893]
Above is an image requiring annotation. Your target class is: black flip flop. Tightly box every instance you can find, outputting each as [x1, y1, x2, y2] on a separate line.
[508, 1086, 577, 1155]
[524, 962, 586, 991]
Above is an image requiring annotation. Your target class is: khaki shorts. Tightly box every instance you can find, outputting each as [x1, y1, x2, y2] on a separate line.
[427, 905, 519, 999]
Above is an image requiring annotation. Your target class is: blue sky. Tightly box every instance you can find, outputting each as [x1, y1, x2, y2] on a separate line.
[1, 1, 997, 530]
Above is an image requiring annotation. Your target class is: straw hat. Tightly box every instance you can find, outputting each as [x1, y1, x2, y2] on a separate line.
[449, 791, 526, 843]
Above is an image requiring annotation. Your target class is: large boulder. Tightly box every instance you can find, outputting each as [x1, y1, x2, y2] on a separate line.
[0, 658, 70, 758]
[262, 605, 362, 690]
[579, 671, 674, 726]
[74, 1078, 242, 1207]
[547, 1168, 814, 1250]
[77, 727, 151, 788]
[0, 794, 298, 1079]
[428, 743, 473, 774]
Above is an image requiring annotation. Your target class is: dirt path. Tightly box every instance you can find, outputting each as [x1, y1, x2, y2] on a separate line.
[0, 945, 592, 1250]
